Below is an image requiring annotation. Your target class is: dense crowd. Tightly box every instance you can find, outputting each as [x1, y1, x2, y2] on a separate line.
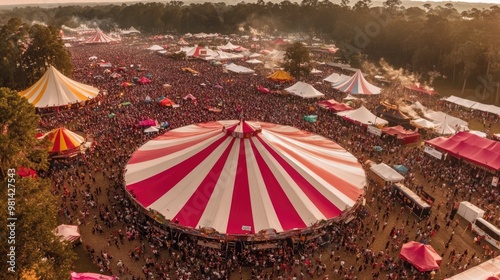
[39, 41, 499, 280]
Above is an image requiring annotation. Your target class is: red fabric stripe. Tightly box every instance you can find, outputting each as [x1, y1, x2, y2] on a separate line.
[128, 130, 221, 164]
[226, 139, 255, 234]
[126, 135, 229, 208]
[51, 130, 61, 152]
[61, 129, 77, 150]
[173, 138, 236, 228]
[270, 141, 363, 202]
[268, 133, 360, 167]
[242, 121, 254, 133]
[256, 136, 343, 220]
[249, 138, 307, 231]
[361, 79, 371, 94]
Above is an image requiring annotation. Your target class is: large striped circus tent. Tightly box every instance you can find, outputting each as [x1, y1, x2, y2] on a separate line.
[42, 127, 85, 153]
[125, 120, 366, 237]
[19, 65, 99, 108]
[333, 69, 381, 95]
[84, 28, 119, 44]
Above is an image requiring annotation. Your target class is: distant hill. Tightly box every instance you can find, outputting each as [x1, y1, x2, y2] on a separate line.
[0, 0, 497, 12]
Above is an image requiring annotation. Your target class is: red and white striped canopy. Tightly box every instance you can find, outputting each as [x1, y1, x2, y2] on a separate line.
[125, 120, 365, 235]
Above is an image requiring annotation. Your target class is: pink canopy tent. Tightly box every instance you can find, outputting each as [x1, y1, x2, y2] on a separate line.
[257, 85, 271, 94]
[70, 272, 115, 280]
[426, 132, 500, 171]
[382, 125, 420, 144]
[399, 241, 442, 272]
[137, 77, 151, 85]
[318, 99, 353, 112]
[138, 119, 155, 127]
[125, 120, 366, 236]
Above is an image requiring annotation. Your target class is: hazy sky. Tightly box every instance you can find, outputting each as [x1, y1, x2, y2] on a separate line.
[1, 0, 499, 5]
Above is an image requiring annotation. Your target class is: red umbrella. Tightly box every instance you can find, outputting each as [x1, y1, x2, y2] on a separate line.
[399, 241, 442, 272]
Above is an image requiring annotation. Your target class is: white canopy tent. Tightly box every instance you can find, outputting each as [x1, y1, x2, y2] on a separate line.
[323, 73, 350, 84]
[245, 59, 263, 64]
[424, 110, 468, 131]
[249, 53, 262, 58]
[219, 41, 239, 50]
[444, 95, 500, 115]
[53, 224, 81, 243]
[147, 45, 164, 51]
[224, 63, 255, 74]
[444, 95, 477, 108]
[311, 68, 323, 74]
[410, 118, 439, 129]
[370, 163, 405, 182]
[285, 81, 325, 99]
[337, 106, 388, 126]
[144, 126, 159, 133]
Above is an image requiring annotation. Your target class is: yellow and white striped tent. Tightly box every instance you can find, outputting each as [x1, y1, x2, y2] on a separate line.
[19, 65, 99, 108]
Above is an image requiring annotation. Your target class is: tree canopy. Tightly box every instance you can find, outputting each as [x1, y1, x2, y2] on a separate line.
[0, 87, 75, 279]
[0, 19, 73, 91]
[0, 1, 499, 94]
[283, 42, 312, 80]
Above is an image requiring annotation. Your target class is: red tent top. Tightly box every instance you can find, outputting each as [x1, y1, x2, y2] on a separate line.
[405, 85, 438, 95]
[271, 38, 287, 45]
[426, 132, 500, 171]
[223, 120, 262, 138]
[382, 125, 419, 138]
[159, 98, 175, 106]
[399, 241, 442, 272]
[318, 99, 353, 112]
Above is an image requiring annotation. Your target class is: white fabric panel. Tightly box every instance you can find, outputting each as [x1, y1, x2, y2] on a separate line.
[259, 131, 360, 211]
[125, 134, 225, 185]
[246, 138, 283, 232]
[252, 138, 325, 226]
[197, 140, 240, 233]
[149, 137, 234, 217]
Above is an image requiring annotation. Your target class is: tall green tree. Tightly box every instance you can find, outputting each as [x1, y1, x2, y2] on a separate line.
[282, 42, 312, 80]
[0, 87, 75, 279]
[21, 24, 73, 89]
[0, 18, 29, 90]
[0, 87, 47, 176]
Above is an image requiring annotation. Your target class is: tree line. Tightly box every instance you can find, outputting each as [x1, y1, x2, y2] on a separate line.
[0, 0, 499, 98]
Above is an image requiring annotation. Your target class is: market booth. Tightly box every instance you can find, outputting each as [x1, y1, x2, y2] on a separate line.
[369, 163, 404, 188]
[393, 183, 431, 220]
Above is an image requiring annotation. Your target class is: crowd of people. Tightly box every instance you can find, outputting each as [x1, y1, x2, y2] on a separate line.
[37, 40, 500, 280]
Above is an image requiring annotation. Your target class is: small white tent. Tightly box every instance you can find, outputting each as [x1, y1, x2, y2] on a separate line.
[285, 82, 325, 99]
[147, 45, 164, 51]
[323, 73, 350, 84]
[224, 63, 255, 74]
[370, 163, 405, 183]
[245, 59, 263, 64]
[54, 224, 81, 243]
[336, 106, 388, 126]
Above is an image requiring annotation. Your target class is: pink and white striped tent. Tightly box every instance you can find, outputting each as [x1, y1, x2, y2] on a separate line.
[333, 69, 381, 95]
[84, 29, 118, 44]
[125, 120, 366, 236]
